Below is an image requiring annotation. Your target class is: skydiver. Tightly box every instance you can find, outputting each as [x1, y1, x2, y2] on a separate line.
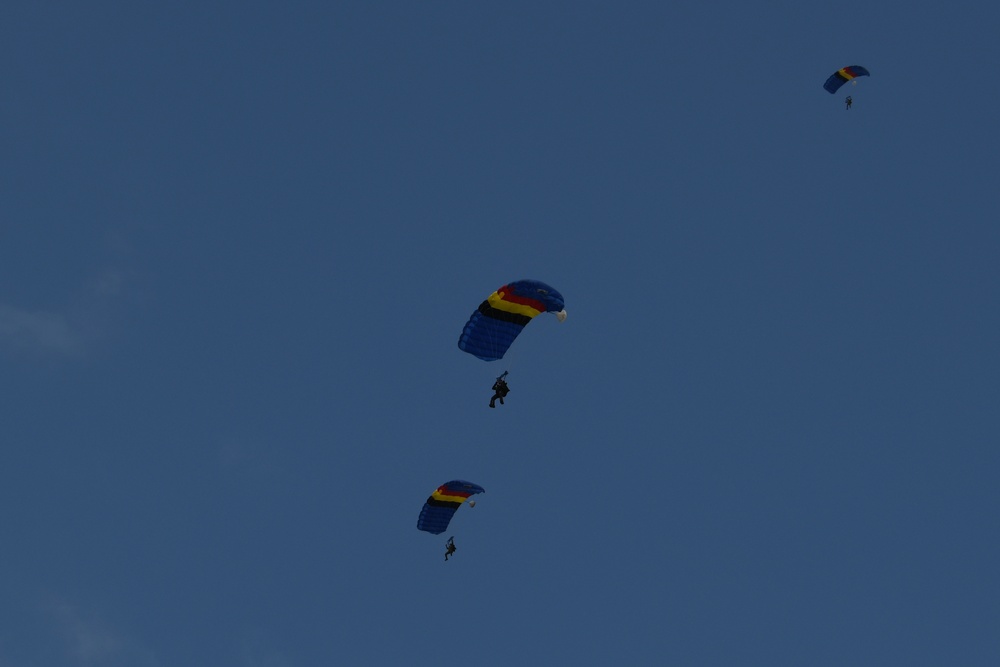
[489, 375, 510, 408]
[845, 95, 853, 110]
[445, 537, 457, 561]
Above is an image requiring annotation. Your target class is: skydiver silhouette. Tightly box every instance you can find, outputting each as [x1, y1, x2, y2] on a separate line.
[845, 95, 853, 110]
[445, 537, 457, 561]
[489, 375, 510, 408]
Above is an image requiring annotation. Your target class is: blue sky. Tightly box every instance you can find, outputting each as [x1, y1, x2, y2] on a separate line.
[3, 1, 999, 665]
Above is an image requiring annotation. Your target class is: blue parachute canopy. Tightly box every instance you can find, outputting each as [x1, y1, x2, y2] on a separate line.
[458, 280, 566, 362]
[417, 480, 485, 535]
[823, 65, 870, 94]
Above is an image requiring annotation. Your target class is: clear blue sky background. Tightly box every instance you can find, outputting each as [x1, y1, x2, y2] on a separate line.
[3, 1, 999, 665]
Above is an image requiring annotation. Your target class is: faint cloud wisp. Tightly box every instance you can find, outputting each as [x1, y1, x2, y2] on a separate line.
[0, 304, 81, 355]
[42, 598, 158, 667]
[0, 266, 130, 359]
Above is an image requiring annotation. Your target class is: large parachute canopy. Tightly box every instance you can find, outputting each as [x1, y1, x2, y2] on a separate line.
[417, 480, 485, 535]
[823, 65, 870, 94]
[458, 280, 566, 362]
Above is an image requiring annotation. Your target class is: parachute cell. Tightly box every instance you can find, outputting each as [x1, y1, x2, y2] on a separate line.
[417, 480, 485, 535]
[458, 280, 566, 362]
[823, 66, 870, 94]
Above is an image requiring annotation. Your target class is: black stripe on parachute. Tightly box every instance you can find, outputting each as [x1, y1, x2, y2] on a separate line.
[477, 300, 532, 326]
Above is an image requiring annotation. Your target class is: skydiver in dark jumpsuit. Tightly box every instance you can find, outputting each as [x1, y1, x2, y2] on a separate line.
[845, 95, 853, 110]
[489, 376, 510, 408]
[445, 537, 456, 561]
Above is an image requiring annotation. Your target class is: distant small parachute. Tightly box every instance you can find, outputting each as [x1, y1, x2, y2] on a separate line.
[417, 480, 485, 535]
[824, 66, 870, 94]
[458, 280, 566, 362]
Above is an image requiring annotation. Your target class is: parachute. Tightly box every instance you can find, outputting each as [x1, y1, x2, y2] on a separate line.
[823, 66, 870, 94]
[458, 280, 567, 362]
[417, 480, 485, 535]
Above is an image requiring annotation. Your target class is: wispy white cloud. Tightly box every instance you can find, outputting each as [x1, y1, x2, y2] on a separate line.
[43, 598, 158, 667]
[0, 266, 131, 358]
[0, 304, 81, 355]
[238, 635, 293, 667]
[88, 268, 126, 299]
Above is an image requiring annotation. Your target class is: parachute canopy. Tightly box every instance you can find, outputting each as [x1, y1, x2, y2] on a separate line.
[458, 280, 566, 362]
[417, 480, 485, 535]
[823, 65, 870, 94]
